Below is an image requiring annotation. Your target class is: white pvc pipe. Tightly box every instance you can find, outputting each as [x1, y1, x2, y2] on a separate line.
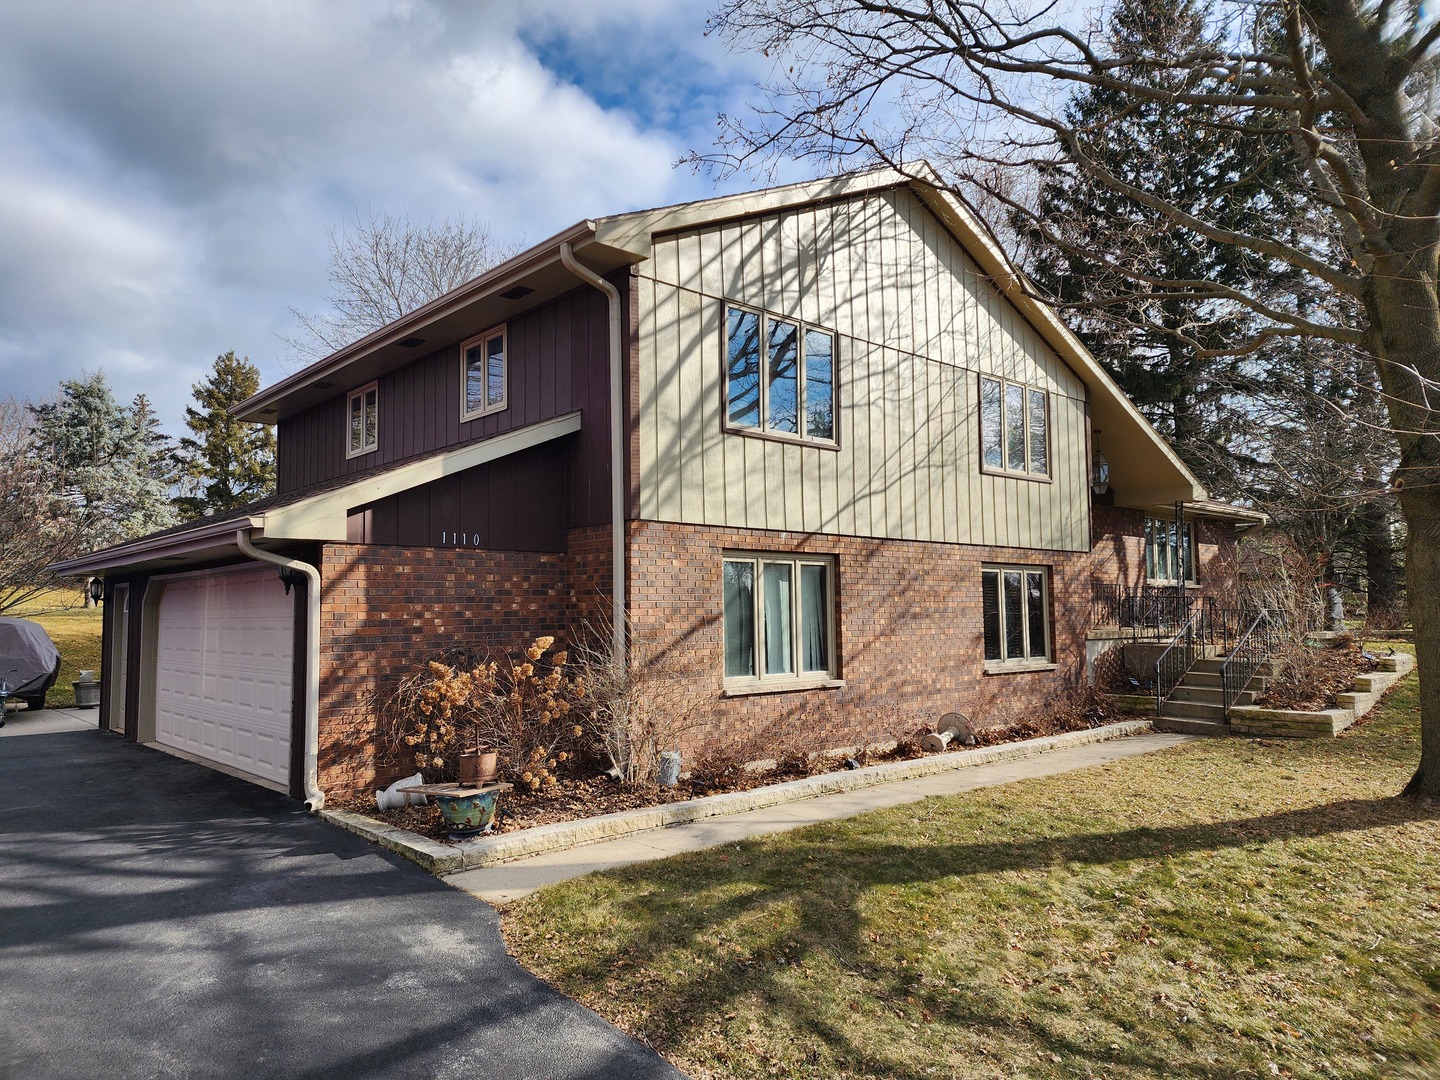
[559, 241, 626, 672]
[236, 530, 325, 810]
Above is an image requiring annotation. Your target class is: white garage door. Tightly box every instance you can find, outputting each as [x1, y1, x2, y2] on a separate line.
[153, 570, 294, 788]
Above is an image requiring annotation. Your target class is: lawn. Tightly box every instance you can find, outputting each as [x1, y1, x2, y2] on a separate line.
[7, 588, 103, 708]
[504, 657, 1440, 1080]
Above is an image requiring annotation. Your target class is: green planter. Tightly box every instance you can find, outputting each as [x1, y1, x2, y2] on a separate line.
[399, 782, 514, 840]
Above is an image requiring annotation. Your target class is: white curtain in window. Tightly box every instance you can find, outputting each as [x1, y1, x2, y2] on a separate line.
[763, 563, 793, 675]
[799, 564, 827, 671]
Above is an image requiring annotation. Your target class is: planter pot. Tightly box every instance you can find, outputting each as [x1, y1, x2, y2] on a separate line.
[396, 782, 515, 840]
[458, 748, 499, 786]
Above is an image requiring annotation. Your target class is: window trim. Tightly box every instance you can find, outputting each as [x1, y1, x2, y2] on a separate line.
[722, 551, 838, 690]
[722, 303, 839, 449]
[981, 564, 1052, 669]
[1144, 516, 1199, 585]
[978, 374, 1051, 482]
[460, 324, 508, 422]
[346, 381, 378, 458]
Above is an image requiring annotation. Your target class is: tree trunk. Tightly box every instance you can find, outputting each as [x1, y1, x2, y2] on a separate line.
[1400, 492, 1440, 799]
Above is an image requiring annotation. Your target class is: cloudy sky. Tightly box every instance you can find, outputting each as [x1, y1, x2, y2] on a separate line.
[0, 1, 799, 434]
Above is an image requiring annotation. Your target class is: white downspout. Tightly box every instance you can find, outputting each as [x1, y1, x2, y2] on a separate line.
[236, 530, 324, 810]
[559, 241, 626, 671]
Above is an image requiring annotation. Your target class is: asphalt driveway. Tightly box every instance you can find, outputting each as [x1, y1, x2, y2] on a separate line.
[0, 724, 685, 1080]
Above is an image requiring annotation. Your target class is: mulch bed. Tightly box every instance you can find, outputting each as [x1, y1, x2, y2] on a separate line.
[1258, 642, 1383, 711]
[333, 706, 1118, 844]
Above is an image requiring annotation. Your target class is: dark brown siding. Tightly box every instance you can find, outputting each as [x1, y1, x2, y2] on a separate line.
[276, 280, 619, 527]
[344, 439, 570, 552]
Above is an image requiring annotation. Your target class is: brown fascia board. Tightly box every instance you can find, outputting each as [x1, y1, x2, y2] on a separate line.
[48, 516, 262, 577]
[235, 219, 618, 423]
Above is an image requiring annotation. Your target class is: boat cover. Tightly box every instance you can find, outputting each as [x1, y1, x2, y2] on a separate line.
[0, 618, 61, 693]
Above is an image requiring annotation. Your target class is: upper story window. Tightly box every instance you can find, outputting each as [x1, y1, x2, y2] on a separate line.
[462, 326, 507, 420]
[725, 305, 836, 444]
[723, 553, 835, 685]
[1146, 517, 1197, 583]
[347, 382, 378, 458]
[980, 375, 1049, 478]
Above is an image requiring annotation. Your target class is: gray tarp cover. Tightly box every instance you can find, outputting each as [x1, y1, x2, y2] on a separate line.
[0, 618, 60, 692]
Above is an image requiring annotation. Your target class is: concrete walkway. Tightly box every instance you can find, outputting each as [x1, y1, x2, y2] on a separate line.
[0, 702, 97, 735]
[446, 731, 1193, 905]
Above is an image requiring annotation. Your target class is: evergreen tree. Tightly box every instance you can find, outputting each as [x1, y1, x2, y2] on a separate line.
[28, 371, 178, 548]
[174, 351, 276, 519]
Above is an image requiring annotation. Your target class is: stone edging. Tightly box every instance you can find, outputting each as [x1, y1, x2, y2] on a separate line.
[318, 719, 1155, 875]
[1229, 651, 1415, 738]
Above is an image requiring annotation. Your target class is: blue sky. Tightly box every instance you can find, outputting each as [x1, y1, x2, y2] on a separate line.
[0, 1, 801, 434]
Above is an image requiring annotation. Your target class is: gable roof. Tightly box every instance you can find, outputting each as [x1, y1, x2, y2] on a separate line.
[235, 165, 1207, 508]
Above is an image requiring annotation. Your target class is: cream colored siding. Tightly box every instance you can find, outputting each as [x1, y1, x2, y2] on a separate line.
[637, 186, 1091, 552]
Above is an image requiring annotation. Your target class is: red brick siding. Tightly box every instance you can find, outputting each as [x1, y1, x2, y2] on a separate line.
[1088, 503, 1239, 598]
[317, 543, 571, 798]
[626, 521, 1093, 764]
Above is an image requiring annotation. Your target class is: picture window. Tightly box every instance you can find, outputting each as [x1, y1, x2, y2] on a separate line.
[980, 376, 1049, 478]
[725, 305, 835, 443]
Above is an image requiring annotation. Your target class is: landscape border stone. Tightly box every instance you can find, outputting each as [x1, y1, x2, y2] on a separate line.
[319, 719, 1156, 875]
[1229, 651, 1414, 739]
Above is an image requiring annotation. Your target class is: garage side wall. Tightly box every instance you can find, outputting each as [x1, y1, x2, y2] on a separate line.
[318, 543, 573, 798]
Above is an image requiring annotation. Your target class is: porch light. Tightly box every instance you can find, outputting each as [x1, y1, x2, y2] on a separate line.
[278, 566, 304, 595]
[87, 578, 104, 604]
[1092, 450, 1111, 496]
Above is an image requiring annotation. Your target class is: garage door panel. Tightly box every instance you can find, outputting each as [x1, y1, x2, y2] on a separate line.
[153, 571, 294, 787]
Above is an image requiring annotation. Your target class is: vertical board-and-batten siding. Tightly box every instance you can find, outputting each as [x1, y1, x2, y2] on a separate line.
[635, 187, 1091, 552]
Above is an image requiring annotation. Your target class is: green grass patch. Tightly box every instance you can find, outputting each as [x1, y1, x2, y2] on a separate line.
[504, 659, 1440, 1080]
[7, 588, 102, 708]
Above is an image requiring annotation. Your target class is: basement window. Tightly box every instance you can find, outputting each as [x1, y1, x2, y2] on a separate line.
[723, 553, 836, 686]
[982, 565, 1051, 666]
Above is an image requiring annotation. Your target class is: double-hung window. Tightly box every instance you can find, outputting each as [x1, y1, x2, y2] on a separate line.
[1145, 517, 1197, 584]
[725, 305, 836, 443]
[982, 565, 1050, 665]
[980, 375, 1049, 477]
[461, 326, 507, 420]
[347, 382, 378, 457]
[723, 554, 835, 684]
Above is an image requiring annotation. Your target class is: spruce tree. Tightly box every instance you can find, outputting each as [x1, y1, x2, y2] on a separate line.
[174, 351, 276, 519]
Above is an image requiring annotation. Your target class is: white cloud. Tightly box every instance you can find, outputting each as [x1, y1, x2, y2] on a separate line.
[0, 1, 792, 430]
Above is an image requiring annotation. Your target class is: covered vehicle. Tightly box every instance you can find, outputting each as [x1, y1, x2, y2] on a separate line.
[0, 617, 61, 719]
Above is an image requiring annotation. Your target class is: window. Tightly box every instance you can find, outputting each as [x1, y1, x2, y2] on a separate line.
[1145, 517, 1197, 583]
[980, 375, 1049, 477]
[461, 326, 507, 420]
[723, 554, 835, 684]
[725, 305, 835, 443]
[982, 566, 1050, 665]
[347, 382, 378, 457]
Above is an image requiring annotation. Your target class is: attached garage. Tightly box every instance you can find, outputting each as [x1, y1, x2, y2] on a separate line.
[148, 569, 296, 790]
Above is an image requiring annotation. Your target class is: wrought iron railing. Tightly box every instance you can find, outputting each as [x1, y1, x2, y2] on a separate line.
[1092, 582, 1214, 641]
[1221, 612, 1271, 717]
[1153, 605, 1210, 714]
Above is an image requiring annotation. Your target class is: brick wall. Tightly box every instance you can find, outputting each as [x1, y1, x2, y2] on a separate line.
[1088, 502, 1239, 597]
[317, 543, 572, 798]
[625, 521, 1094, 765]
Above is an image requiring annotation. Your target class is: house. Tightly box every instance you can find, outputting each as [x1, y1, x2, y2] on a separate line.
[53, 167, 1263, 807]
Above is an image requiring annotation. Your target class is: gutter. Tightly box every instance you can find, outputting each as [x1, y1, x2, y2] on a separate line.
[559, 242, 626, 670]
[236, 530, 325, 811]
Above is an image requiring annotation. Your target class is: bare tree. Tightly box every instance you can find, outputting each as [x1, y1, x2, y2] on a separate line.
[702, 0, 1440, 798]
[284, 210, 523, 364]
[0, 399, 92, 614]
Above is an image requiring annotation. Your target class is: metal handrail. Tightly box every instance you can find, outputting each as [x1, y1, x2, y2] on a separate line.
[1221, 612, 1271, 718]
[1153, 605, 1208, 715]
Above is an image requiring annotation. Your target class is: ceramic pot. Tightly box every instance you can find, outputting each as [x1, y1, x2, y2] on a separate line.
[458, 748, 499, 786]
[432, 785, 510, 839]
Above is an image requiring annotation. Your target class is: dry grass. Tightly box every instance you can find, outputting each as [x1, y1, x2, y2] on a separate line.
[7, 587, 102, 708]
[504, 652, 1440, 1079]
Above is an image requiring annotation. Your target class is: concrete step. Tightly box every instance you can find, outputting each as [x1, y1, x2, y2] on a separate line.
[1169, 685, 1262, 707]
[1154, 715, 1230, 736]
[1158, 699, 1227, 721]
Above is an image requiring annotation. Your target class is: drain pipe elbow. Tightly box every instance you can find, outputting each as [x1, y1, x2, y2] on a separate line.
[236, 530, 325, 811]
[559, 241, 626, 672]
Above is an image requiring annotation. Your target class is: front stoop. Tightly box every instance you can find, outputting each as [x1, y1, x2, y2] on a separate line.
[1152, 656, 1269, 737]
[1229, 651, 1415, 738]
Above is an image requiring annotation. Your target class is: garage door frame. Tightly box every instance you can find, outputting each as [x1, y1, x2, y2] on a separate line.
[137, 564, 305, 796]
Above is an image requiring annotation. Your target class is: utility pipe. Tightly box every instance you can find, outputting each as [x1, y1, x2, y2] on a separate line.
[236, 530, 325, 810]
[559, 241, 626, 671]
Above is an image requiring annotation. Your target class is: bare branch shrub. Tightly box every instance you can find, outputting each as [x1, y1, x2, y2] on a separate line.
[1238, 530, 1329, 686]
[569, 614, 710, 785]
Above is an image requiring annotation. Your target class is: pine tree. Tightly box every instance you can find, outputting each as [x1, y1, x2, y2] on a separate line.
[28, 371, 178, 549]
[174, 351, 276, 519]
